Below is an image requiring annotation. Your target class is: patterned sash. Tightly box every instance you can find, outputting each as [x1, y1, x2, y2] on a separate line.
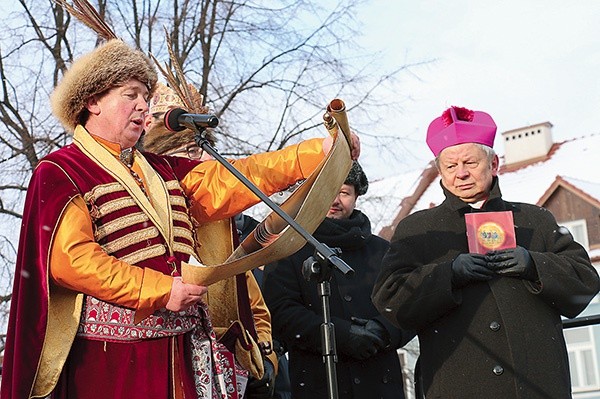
[78, 295, 198, 341]
[77, 296, 248, 398]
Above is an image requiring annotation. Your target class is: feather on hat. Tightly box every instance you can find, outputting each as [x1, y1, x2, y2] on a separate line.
[142, 32, 215, 154]
[51, 1, 157, 132]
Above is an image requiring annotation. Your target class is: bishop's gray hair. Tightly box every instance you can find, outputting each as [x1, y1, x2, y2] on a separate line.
[434, 144, 496, 170]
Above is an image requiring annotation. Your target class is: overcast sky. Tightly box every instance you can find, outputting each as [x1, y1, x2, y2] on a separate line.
[1, 1, 597, 181]
[353, 0, 600, 180]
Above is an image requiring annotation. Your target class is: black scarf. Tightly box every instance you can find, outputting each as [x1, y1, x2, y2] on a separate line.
[441, 176, 508, 214]
[313, 210, 372, 250]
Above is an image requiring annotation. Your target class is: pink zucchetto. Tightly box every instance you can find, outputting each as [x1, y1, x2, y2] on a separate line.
[426, 106, 497, 156]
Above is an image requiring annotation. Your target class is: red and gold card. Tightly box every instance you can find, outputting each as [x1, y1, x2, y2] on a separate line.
[465, 211, 516, 254]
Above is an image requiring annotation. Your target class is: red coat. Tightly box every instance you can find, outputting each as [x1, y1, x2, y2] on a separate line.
[0, 142, 201, 398]
[2, 126, 325, 398]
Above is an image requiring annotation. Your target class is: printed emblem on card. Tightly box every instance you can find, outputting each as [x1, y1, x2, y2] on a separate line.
[476, 221, 506, 250]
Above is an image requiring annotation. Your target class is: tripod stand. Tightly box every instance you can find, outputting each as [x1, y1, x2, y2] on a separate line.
[302, 248, 345, 399]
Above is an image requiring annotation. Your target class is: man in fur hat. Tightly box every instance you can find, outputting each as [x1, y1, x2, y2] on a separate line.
[0, 38, 359, 399]
[142, 82, 280, 399]
[372, 106, 599, 398]
[263, 161, 414, 399]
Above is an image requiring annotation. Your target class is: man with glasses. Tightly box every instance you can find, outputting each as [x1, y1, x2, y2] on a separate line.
[164, 143, 206, 160]
[142, 82, 288, 399]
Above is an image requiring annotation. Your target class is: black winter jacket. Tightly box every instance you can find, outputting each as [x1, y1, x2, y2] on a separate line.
[264, 210, 413, 399]
[372, 177, 599, 399]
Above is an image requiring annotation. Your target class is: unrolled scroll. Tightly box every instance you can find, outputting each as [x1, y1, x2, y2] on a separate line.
[182, 99, 353, 286]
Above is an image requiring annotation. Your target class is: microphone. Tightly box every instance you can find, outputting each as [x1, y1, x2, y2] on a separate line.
[164, 108, 219, 132]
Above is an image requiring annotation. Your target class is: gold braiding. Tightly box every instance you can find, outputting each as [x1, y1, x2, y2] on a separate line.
[101, 226, 159, 255]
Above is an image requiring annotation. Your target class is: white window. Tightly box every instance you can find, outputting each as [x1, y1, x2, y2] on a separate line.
[561, 219, 590, 251]
[565, 326, 599, 392]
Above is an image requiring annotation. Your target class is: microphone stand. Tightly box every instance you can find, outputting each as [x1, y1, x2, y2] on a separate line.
[302, 248, 343, 399]
[191, 124, 353, 399]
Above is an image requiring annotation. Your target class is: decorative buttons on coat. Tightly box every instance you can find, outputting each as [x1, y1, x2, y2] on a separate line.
[489, 321, 501, 331]
[353, 377, 361, 384]
[343, 294, 352, 302]
[493, 365, 504, 375]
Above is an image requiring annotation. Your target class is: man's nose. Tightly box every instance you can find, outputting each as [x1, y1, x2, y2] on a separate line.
[139, 97, 149, 112]
[456, 164, 469, 178]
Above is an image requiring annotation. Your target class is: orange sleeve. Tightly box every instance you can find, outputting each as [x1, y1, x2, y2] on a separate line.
[246, 271, 279, 372]
[181, 138, 325, 223]
[246, 271, 271, 343]
[49, 196, 173, 315]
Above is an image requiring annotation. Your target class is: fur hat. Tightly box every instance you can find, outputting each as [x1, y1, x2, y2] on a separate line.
[345, 161, 368, 196]
[142, 82, 215, 154]
[426, 106, 497, 157]
[50, 39, 158, 132]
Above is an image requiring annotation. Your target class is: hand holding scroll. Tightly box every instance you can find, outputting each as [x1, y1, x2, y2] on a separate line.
[323, 131, 360, 160]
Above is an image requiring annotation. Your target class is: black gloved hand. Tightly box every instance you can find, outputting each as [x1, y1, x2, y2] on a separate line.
[272, 339, 286, 358]
[486, 246, 538, 281]
[352, 317, 391, 350]
[245, 358, 275, 399]
[344, 319, 387, 360]
[451, 253, 494, 288]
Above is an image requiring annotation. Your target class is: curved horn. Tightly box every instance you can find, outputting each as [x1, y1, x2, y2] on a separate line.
[182, 99, 354, 286]
[326, 98, 353, 151]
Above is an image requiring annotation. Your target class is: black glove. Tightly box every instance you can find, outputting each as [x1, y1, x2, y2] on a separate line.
[272, 339, 286, 358]
[451, 253, 494, 288]
[245, 358, 275, 399]
[344, 318, 387, 360]
[486, 246, 538, 281]
[352, 317, 391, 350]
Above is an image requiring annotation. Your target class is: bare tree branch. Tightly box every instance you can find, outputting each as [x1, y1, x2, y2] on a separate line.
[0, 0, 431, 361]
